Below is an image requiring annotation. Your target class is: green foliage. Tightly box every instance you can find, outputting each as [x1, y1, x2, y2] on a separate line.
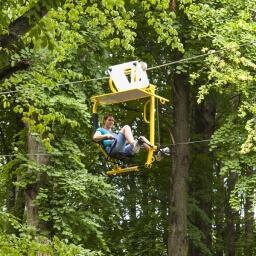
[0, 211, 102, 255]
[0, 0, 125, 254]
[1, 0, 256, 255]
[0, 234, 102, 256]
[188, 223, 212, 256]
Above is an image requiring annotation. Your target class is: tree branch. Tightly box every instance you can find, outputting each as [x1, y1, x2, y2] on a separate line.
[0, 1, 65, 79]
[0, 0, 49, 49]
[0, 60, 31, 81]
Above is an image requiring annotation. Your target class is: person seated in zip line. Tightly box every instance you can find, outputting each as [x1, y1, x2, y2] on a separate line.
[93, 114, 151, 157]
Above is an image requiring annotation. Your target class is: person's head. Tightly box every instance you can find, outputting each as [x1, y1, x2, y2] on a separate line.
[103, 114, 115, 128]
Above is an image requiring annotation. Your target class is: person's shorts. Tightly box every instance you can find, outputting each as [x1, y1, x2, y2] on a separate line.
[110, 132, 133, 156]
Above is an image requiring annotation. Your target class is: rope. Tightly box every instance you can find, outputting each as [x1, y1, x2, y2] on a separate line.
[171, 139, 211, 146]
[0, 42, 252, 158]
[58, 76, 109, 86]
[0, 40, 255, 96]
[0, 139, 212, 158]
[147, 41, 256, 71]
[0, 139, 211, 157]
[0, 152, 69, 157]
[0, 89, 21, 95]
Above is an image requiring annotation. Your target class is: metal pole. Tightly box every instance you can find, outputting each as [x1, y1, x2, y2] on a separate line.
[145, 85, 155, 167]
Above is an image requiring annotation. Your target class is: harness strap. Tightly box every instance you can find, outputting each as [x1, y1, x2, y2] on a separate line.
[107, 138, 117, 160]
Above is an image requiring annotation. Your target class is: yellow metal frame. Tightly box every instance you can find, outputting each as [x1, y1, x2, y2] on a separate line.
[95, 143, 139, 175]
[107, 165, 140, 176]
[109, 79, 117, 93]
[92, 80, 169, 175]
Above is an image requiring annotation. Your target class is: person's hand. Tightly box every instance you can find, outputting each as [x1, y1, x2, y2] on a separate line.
[106, 134, 115, 140]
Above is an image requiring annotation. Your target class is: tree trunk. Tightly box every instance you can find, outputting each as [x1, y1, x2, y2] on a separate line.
[0, 0, 65, 79]
[225, 173, 237, 256]
[244, 168, 255, 255]
[0, 0, 65, 49]
[168, 72, 189, 256]
[25, 126, 49, 230]
[25, 126, 50, 256]
[214, 169, 225, 256]
[189, 97, 216, 255]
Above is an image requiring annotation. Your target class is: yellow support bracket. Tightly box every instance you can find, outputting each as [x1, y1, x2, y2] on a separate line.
[106, 165, 140, 176]
[143, 100, 150, 124]
[92, 100, 99, 114]
[109, 79, 117, 93]
[94, 143, 139, 175]
[145, 85, 156, 167]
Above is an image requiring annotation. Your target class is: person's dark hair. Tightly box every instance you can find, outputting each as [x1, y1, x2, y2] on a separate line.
[103, 114, 114, 121]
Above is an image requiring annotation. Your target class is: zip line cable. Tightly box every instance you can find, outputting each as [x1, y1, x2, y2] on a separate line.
[58, 76, 109, 86]
[0, 40, 255, 96]
[0, 138, 212, 158]
[0, 152, 72, 158]
[0, 153, 54, 157]
[0, 41, 253, 156]
[39, 40, 256, 85]
[147, 40, 256, 71]
[171, 139, 211, 146]
[0, 90, 21, 95]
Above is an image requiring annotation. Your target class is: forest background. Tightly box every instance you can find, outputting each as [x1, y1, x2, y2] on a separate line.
[0, 0, 256, 255]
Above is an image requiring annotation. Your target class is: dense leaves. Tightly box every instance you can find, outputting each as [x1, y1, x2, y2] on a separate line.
[0, 0, 256, 255]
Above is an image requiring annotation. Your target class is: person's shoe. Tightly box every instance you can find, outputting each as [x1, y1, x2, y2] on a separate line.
[131, 140, 140, 154]
[155, 147, 171, 161]
[160, 147, 170, 156]
[155, 151, 163, 161]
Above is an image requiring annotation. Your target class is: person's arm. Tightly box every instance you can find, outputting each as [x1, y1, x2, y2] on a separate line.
[93, 131, 115, 142]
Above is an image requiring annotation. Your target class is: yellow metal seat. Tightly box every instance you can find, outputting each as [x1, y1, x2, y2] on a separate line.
[93, 141, 140, 176]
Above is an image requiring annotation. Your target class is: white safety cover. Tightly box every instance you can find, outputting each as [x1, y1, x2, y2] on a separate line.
[108, 61, 149, 91]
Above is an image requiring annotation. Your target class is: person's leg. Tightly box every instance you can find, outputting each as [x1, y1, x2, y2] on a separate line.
[110, 132, 139, 156]
[118, 125, 143, 155]
[112, 125, 152, 156]
[137, 136, 152, 151]
[119, 126, 152, 154]
[119, 125, 136, 144]
[110, 133, 126, 155]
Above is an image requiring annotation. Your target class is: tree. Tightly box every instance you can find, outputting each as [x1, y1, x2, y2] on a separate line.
[0, 0, 138, 254]
[1, 0, 256, 255]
